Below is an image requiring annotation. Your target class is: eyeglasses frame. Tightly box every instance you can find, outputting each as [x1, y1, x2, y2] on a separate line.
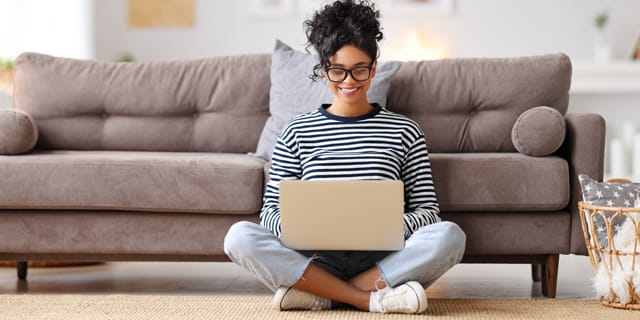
[324, 61, 375, 83]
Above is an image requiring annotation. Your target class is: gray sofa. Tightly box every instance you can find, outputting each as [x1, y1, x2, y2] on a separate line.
[0, 52, 605, 298]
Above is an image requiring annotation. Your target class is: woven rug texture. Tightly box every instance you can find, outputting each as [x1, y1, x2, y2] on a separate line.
[0, 295, 637, 320]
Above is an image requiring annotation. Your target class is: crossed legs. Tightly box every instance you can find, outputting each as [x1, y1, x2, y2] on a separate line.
[223, 221, 466, 311]
[293, 262, 374, 311]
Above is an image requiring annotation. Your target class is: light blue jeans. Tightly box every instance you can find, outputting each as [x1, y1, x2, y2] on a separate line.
[223, 221, 466, 292]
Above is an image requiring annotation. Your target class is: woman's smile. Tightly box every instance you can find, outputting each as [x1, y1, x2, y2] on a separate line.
[338, 86, 362, 97]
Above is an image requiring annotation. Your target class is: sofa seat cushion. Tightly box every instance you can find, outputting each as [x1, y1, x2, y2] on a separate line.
[431, 153, 569, 212]
[0, 151, 266, 214]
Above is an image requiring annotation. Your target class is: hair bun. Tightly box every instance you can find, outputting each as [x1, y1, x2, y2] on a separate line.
[304, 0, 383, 81]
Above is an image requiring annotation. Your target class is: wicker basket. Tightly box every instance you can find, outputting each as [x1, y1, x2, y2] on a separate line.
[579, 201, 640, 310]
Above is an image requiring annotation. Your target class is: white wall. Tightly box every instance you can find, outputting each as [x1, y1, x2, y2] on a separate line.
[1, 0, 637, 63]
[94, 0, 640, 62]
[95, 0, 308, 62]
[0, 0, 94, 59]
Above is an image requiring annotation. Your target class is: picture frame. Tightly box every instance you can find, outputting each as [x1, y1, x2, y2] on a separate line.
[128, 0, 195, 28]
[249, 0, 294, 18]
[379, 0, 454, 16]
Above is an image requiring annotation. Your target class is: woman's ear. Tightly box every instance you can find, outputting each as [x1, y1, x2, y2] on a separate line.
[320, 65, 328, 81]
[370, 60, 378, 79]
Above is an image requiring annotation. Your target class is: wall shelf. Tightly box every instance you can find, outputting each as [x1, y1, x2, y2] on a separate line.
[571, 61, 640, 94]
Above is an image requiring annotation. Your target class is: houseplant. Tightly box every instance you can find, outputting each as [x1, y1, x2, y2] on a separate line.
[594, 11, 611, 62]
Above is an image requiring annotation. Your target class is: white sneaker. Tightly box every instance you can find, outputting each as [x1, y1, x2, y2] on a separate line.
[272, 287, 331, 311]
[373, 281, 427, 314]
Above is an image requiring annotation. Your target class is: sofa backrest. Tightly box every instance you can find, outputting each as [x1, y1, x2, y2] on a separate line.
[13, 52, 571, 154]
[387, 53, 571, 153]
[13, 52, 271, 153]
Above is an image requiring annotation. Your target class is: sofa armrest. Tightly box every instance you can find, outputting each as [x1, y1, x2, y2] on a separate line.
[562, 113, 606, 254]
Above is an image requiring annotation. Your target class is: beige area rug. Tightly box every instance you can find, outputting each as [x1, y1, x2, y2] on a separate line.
[0, 295, 637, 320]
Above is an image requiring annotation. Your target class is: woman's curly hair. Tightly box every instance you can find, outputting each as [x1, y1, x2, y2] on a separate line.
[304, 0, 383, 81]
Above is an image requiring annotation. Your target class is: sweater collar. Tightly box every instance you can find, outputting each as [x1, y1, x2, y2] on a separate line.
[318, 103, 382, 122]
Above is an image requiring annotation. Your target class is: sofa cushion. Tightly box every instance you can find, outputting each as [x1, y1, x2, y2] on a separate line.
[0, 151, 266, 214]
[0, 108, 38, 154]
[512, 106, 566, 156]
[431, 153, 570, 211]
[387, 53, 571, 153]
[0, 210, 259, 256]
[13, 52, 271, 153]
[253, 40, 401, 160]
[444, 212, 571, 255]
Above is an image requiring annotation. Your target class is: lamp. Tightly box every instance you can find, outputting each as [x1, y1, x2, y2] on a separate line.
[389, 27, 447, 61]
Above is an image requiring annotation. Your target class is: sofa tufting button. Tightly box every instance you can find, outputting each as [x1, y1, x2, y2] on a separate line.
[101, 113, 109, 119]
[192, 113, 199, 118]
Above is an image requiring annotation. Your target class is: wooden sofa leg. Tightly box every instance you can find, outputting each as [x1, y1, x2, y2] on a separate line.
[541, 254, 559, 298]
[17, 261, 28, 280]
[531, 264, 542, 282]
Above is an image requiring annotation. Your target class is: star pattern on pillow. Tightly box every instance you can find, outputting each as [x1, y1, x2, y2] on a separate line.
[579, 174, 640, 207]
[578, 174, 640, 249]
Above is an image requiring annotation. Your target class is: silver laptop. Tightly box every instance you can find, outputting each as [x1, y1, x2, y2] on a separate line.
[279, 180, 405, 251]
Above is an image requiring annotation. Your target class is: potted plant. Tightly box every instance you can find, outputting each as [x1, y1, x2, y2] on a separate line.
[594, 11, 610, 62]
[0, 57, 13, 84]
[116, 52, 136, 63]
[0, 57, 14, 95]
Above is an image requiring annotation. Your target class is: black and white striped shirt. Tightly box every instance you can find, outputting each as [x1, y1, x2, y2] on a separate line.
[260, 103, 441, 238]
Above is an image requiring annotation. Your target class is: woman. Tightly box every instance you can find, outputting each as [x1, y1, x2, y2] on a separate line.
[224, 0, 465, 314]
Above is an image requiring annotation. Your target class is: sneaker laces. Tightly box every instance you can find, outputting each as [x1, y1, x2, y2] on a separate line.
[308, 296, 329, 311]
[376, 287, 403, 312]
[376, 286, 406, 313]
[296, 290, 329, 311]
[281, 288, 330, 311]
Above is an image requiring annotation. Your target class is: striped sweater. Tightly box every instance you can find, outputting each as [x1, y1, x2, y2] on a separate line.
[260, 103, 441, 239]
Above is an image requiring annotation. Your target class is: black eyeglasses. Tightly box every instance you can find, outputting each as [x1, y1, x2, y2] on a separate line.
[325, 62, 373, 83]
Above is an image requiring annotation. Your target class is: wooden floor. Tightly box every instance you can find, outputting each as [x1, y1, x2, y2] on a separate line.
[0, 255, 596, 299]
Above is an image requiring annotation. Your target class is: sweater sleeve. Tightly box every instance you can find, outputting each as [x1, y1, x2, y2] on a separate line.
[259, 137, 302, 237]
[402, 134, 441, 238]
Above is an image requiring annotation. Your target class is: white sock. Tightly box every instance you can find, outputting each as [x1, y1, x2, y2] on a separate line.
[369, 291, 379, 312]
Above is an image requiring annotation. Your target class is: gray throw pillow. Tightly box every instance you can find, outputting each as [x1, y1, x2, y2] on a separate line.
[578, 174, 640, 248]
[579, 174, 640, 207]
[252, 40, 401, 160]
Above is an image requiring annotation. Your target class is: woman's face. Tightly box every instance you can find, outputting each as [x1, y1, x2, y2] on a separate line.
[324, 45, 377, 106]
